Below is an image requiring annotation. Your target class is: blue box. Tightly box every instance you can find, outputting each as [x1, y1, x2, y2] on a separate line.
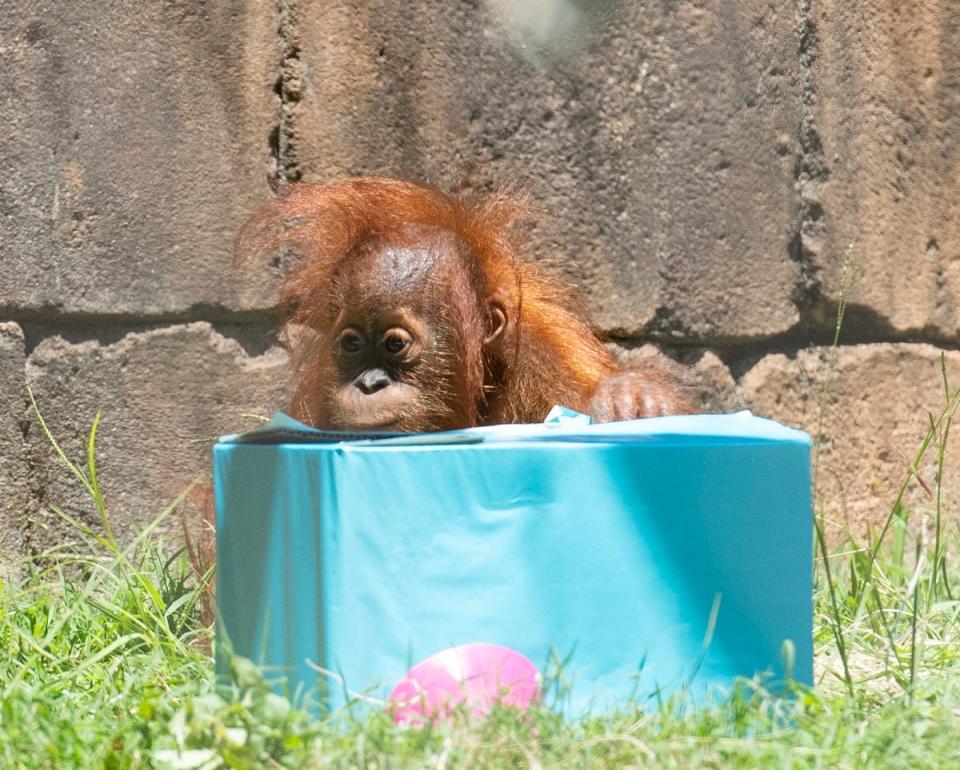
[214, 412, 812, 711]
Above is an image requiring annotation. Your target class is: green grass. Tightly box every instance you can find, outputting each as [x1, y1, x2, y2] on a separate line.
[3, 359, 960, 768]
[6, 533, 960, 770]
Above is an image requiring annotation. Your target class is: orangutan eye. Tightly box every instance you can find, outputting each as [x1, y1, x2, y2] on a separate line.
[382, 329, 412, 355]
[338, 329, 366, 353]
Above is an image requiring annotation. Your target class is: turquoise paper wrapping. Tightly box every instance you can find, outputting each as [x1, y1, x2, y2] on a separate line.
[214, 412, 812, 711]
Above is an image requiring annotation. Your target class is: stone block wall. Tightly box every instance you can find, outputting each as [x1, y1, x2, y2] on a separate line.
[1, 0, 958, 569]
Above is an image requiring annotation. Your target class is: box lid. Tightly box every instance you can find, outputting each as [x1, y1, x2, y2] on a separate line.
[219, 409, 812, 448]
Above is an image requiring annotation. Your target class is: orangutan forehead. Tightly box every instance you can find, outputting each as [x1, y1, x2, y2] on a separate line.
[333, 229, 477, 303]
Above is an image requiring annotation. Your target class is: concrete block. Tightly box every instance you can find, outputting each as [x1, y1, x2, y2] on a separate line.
[742, 343, 960, 538]
[0, 323, 28, 580]
[287, 0, 803, 340]
[24, 323, 290, 551]
[0, 1, 282, 315]
[805, 0, 960, 335]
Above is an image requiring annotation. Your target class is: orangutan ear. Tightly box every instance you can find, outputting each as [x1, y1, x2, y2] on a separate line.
[483, 293, 509, 347]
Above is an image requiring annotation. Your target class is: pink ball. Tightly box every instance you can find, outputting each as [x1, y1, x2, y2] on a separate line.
[387, 643, 540, 724]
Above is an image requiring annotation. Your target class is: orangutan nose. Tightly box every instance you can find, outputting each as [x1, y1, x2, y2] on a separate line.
[356, 368, 391, 395]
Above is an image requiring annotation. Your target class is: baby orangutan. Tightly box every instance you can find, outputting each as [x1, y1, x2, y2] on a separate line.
[241, 177, 692, 429]
[191, 177, 693, 622]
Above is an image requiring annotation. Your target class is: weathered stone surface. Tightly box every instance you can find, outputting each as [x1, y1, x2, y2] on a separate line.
[742, 344, 960, 538]
[609, 343, 744, 413]
[0, 2, 282, 315]
[0, 323, 28, 579]
[806, 0, 960, 335]
[288, 0, 802, 340]
[691, 351, 745, 414]
[24, 323, 290, 551]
